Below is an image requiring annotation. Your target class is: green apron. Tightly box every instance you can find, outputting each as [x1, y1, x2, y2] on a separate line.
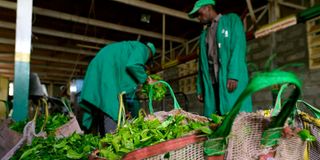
[80, 41, 149, 129]
[197, 13, 252, 117]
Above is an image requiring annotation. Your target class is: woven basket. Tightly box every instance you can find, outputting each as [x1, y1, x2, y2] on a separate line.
[54, 113, 83, 138]
[226, 112, 306, 160]
[123, 134, 207, 160]
[0, 119, 22, 158]
[295, 100, 320, 160]
[90, 81, 213, 160]
[204, 71, 306, 159]
[54, 97, 83, 138]
[2, 98, 83, 159]
[88, 134, 209, 160]
[1, 102, 47, 160]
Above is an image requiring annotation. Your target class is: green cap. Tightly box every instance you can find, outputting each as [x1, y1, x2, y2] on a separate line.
[146, 42, 156, 56]
[188, 0, 215, 18]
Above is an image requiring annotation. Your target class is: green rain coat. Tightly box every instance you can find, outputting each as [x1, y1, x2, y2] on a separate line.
[80, 41, 149, 129]
[197, 13, 252, 117]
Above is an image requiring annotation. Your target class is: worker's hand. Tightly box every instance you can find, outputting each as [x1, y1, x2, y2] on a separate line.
[227, 79, 238, 92]
[197, 94, 204, 103]
[147, 76, 157, 84]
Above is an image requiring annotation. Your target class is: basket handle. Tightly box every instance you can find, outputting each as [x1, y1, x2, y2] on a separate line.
[39, 98, 49, 132]
[296, 100, 320, 119]
[211, 70, 301, 139]
[30, 98, 49, 133]
[60, 97, 73, 115]
[271, 84, 289, 117]
[272, 87, 320, 119]
[148, 80, 181, 114]
[117, 92, 126, 128]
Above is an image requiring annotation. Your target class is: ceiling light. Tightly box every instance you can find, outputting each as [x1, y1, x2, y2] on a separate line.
[141, 14, 151, 23]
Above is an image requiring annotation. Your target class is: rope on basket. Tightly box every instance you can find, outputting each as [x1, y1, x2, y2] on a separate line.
[148, 80, 180, 114]
[117, 92, 126, 129]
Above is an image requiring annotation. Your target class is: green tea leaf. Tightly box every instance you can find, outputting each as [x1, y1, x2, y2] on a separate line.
[199, 126, 213, 134]
[66, 149, 83, 159]
[298, 129, 316, 142]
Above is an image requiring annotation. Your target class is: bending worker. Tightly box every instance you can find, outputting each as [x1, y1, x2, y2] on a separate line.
[80, 41, 157, 134]
[189, 0, 252, 117]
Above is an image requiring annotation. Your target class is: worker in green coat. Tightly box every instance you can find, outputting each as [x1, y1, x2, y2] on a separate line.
[80, 41, 156, 133]
[189, 0, 252, 117]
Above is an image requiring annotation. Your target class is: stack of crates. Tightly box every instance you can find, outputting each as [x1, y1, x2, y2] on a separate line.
[307, 15, 320, 69]
[178, 60, 198, 94]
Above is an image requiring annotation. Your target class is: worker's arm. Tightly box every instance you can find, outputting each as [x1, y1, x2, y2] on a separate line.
[126, 45, 149, 84]
[197, 58, 204, 102]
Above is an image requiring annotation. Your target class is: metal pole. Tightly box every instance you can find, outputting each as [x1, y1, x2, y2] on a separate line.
[12, 0, 33, 121]
[161, 14, 166, 67]
[170, 41, 173, 60]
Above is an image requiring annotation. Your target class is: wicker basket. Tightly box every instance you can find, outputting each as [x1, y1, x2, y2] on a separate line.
[55, 97, 83, 138]
[124, 134, 207, 160]
[204, 71, 306, 160]
[54, 113, 83, 138]
[1, 103, 47, 160]
[0, 119, 22, 158]
[295, 100, 320, 160]
[88, 134, 208, 160]
[89, 81, 213, 160]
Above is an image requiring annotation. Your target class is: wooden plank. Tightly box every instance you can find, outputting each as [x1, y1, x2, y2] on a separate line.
[309, 57, 320, 69]
[310, 40, 320, 48]
[310, 34, 320, 45]
[0, 76, 9, 119]
[307, 15, 320, 24]
[307, 17, 320, 70]
[308, 25, 320, 35]
[310, 47, 320, 57]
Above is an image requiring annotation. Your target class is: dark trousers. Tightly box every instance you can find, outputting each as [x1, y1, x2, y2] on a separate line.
[212, 83, 221, 115]
[81, 100, 117, 135]
[102, 114, 117, 134]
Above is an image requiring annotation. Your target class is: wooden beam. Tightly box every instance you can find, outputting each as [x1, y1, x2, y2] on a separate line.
[41, 79, 68, 84]
[33, 44, 96, 56]
[246, 0, 257, 24]
[278, 0, 306, 10]
[0, 68, 83, 80]
[245, 5, 267, 17]
[0, 20, 113, 45]
[31, 64, 81, 72]
[0, 0, 186, 43]
[269, 0, 280, 23]
[0, 52, 89, 65]
[248, 7, 268, 31]
[0, 37, 96, 56]
[32, 56, 89, 65]
[0, 55, 88, 67]
[112, 0, 197, 22]
[1, 73, 70, 83]
[0, 69, 13, 73]
[37, 72, 82, 78]
[311, 0, 315, 7]
[0, 73, 13, 80]
[0, 62, 13, 69]
[0, 60, 83, 72]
